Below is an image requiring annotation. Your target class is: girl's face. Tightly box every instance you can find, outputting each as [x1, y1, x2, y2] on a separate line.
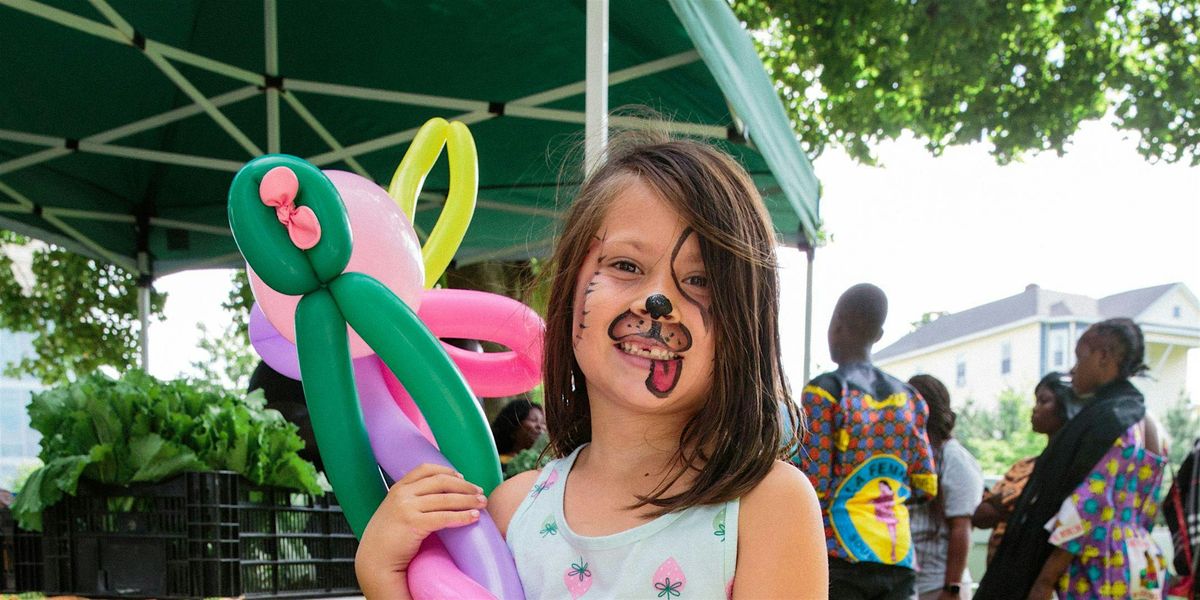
[1070, 330, 1119, 396]
[570, 178, 716, 416]
[1030, 387, 1064, 434]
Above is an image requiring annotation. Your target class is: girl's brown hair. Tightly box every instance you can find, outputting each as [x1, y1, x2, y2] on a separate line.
[542, 129, 800, 514]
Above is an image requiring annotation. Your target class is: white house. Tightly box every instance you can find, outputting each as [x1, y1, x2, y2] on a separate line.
[874, 283, 1200, 416]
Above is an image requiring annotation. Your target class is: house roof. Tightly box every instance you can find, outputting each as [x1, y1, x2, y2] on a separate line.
[873, 283, 1183, 362]
[1097, 283, 1178, 318]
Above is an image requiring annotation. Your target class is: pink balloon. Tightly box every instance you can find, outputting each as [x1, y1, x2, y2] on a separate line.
[381, 366, 438, 447]
[419, 288, 544, 398]
[408, 536, 496, 600]
[250, 170, 424, 358]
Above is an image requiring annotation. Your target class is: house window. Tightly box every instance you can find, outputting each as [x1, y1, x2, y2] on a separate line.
[956, 355, 967, 388]
[1174, 305, 1182, 319]
[1050, 329, 1069, 370]
[1001, 342, 1012, 375]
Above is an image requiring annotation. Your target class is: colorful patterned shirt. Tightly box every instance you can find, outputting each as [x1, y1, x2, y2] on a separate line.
[1044, 423, 1168, 599]
[796, 362, 938, 567]
[507, 445, 738, 599]
[982, 456, 1037, 564]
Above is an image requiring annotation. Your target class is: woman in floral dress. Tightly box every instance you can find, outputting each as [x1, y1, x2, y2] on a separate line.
[1034, 319, 1167, 599]
[1043, 412, 1167, 598]
[976, 318, 1167, 600]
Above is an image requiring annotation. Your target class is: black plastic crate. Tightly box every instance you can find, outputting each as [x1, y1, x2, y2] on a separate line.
[37, 471, 358, 599]
[1, 505, 42, 593]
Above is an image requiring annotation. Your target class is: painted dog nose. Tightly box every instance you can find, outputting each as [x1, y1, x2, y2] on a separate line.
[645, 294, 673, 319]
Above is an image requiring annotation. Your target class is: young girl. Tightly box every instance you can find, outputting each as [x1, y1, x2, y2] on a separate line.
[355, 132, 828, 598]
[976, 318, 1168, 600]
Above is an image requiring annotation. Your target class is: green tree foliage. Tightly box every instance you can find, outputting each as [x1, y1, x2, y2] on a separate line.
[0, 232, 165, 384]
[1163, 392, 1199, 466]
[956, 388, 1047, 476]
[190, 270, 256, 391]
[910, 310, 949, 331]
[733, 0, 1200, 164]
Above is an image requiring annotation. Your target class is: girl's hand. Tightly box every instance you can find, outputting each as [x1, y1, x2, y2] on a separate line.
[355, 464, 487, 597]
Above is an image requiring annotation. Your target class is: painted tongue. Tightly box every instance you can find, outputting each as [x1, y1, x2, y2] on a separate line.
[646, 358, 682, 397]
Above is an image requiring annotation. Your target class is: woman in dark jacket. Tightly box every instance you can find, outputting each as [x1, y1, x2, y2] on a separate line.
[975, 318, 1166, 600]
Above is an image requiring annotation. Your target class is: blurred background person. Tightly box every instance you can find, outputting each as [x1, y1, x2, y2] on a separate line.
[972, 372, 1072, 565]
[489, 397, 546, 465]
[908, 374, 983, 600]
[248, 361, 323, 473]
[1166, 436, 1200, 599]
[976, 318, 1167, 599]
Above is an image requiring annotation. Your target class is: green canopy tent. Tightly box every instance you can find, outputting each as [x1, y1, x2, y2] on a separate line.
[0, 0, 820, 374]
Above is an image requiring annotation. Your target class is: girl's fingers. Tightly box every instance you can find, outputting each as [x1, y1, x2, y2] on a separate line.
[407, 473, 483, 497]
[397, 463, 462, 485]
[414, 492, 488, 514]
[416, 508, 483, 531]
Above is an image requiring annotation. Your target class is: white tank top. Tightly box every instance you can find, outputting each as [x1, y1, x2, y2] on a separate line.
[506, 445, 739, 599]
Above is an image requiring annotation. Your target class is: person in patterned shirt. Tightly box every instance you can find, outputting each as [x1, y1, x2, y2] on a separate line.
[797, 283, 938, 600]
[975, 318, 1166, 600]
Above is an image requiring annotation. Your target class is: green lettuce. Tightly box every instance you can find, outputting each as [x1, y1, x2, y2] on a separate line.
[12, 370, 322, 531]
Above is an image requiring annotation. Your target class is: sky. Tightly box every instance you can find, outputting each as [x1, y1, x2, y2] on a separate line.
[151, 120, 1200, 398]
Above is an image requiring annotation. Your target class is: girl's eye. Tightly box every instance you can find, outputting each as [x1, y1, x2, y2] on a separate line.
[612, 260, 641, 274]
[684, 274, 709, 288]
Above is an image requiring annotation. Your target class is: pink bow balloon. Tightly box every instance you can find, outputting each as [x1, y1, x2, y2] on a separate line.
[259, 166, 321, 249]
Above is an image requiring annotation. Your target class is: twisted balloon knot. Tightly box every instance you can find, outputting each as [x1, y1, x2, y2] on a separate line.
[260, 166, 321, 250]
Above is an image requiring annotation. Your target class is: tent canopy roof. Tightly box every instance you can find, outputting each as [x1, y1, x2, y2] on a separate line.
[0, 0, 818, 277]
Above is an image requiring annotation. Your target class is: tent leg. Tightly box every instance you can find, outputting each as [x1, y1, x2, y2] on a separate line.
[265, 0, 280, 154]
[137, 250, 150, 371]
[139, 280, 150, 370]
[802, 245, 814, 386]
[584, 0, 609, 174]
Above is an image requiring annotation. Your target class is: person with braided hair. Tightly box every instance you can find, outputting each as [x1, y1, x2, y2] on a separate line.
[976, 318, 1169, 600]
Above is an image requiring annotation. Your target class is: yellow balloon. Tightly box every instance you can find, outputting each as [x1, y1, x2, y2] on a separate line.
[388, 118, 449, 220]
[387, 118, 478, 287]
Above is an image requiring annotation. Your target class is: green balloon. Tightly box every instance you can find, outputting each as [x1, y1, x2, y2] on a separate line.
[227, 154, 353, 294]
[330, 272, 502, 494]
[295, 289, 385, 537]
[230, 154, 501, 539]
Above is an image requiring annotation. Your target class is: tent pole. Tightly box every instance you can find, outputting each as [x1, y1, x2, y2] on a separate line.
[803, 244, 814, 386]
[265, 0, 280, 154]
[137, 251, 150, 371]
[584, 0, 608, 174]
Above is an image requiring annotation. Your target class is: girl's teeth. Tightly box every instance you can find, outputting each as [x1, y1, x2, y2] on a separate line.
[619, 342, 678, 360]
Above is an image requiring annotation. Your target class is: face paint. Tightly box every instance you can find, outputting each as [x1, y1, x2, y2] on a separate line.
[670, 228, 711, 331]
[607, 309, 693, 398]
[569, 179, 715, 413]
[574, 231, 607, 349]
[645, 294, 673, 319]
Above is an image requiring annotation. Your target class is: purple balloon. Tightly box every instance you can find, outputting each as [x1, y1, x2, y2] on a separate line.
[249, 302, 525, 597]
[249, 303, 302, 379]
[247, 305, 523, 598]
[355, 357, 523, 600]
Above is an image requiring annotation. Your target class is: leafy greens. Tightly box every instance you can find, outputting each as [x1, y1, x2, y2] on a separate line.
[11, 370, 322, 530]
